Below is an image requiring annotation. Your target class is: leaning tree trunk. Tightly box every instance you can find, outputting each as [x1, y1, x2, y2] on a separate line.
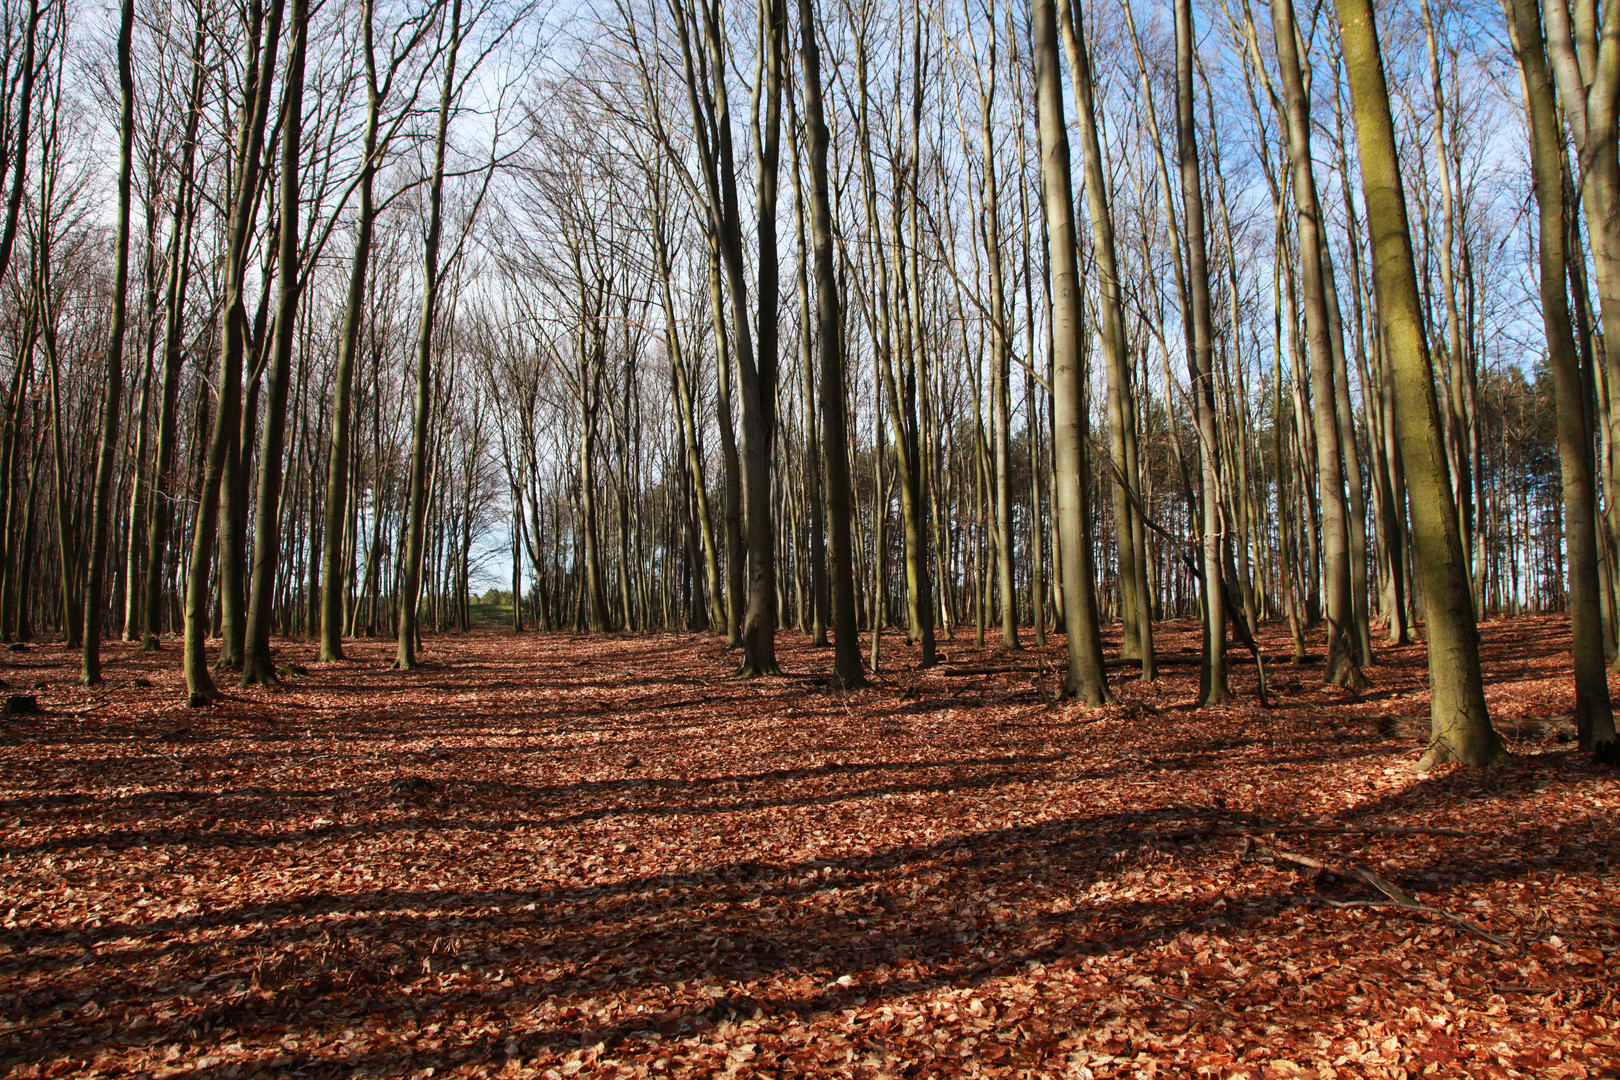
[1334, 0, 1504, 766]
[1059, 0, 1151, 675]
[184, 0, 282, 705]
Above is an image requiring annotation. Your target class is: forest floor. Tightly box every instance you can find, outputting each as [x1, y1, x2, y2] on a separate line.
[1, 616, 1616, 1079]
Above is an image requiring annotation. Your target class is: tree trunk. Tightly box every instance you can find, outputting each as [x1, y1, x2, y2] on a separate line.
[1271, 0, 1364, 688]
[397, 0, 463, 670]
[1174, 0, 1227, 705]
[798, 0, 864, 687]
[142, 11, 204, 650]
[81, 0, 135, 686]
[1058, 0, 1150, 675]
[1505, 0, 1619, 761]
[1335, 0, 1503, 766]
[186, 0, 282, 702]
[1037, 0, 1111, 705]
[243, 0, 308, 685]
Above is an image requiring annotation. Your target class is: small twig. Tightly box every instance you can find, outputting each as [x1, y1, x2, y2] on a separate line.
[1109, 975, 1238, 1018]
[1264, 847, 1331, 872]
[1167, 823, 1474, 842]
[263, 753, 339, 778]
[943, 664, 1038, 677]
[1348, 863, 1416, 906]
[1316, 898, 1513, 948]
[1140, 987, 1220, 1012]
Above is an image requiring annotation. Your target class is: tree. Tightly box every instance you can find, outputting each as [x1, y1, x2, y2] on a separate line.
[1334, 0, 1505, 766]
[1057, 0, 1151, 678]
[1271, 0, 1364, 688]
[80, 0, 134, 686]
[183, 0, 284, 705]
[1504, 0, 1619, 763]
[1036, 0, 1111, 706]
[797, 0, 863, 688]
[1174, 0, 1227, 705]
[397, 0, 465, 671]
[141, 0, 206, 651]
[242, 0, 309, 686]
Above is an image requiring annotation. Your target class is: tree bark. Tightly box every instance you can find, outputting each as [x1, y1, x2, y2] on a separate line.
[1271, 0, 1364, 688]
[1505, 0, 1619, 761]
[242, 0, 308, 685]
[81, 0, 135, 685]
[1036, 0, 1111, 705]
[1174, 0, 1227, 704]
[1058, 0, 1150, 675]
[1334, 0, 1504, 766]
[797, 0, 864, 687]
[397, 0, 463, 670]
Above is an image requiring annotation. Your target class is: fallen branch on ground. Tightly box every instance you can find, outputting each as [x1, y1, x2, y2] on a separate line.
[1260, 845, 1512, 948]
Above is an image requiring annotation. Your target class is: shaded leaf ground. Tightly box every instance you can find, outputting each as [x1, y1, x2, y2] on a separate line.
[1, 616, 1616, 1078]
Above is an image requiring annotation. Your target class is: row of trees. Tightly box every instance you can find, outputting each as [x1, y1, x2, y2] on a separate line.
[0, 0, 1615, 765]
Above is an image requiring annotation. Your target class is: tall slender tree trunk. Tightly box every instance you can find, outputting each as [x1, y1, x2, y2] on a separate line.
[320, 0, 387, 662]
[0, 0, 39, 636]
[81, 0, 135, 685]
[142, 11, 204, 650]
[1541, 0, 1620, 668]
[1037, 0, 1111, 705]
[1057, 0, 1150, 674]
[243, 0, 307, 685]
[1175, 0, 1227, 704]
[397, 0, 463, 670]
[1335, 0, 1503, 766]
[1506, 0, 1619, 762]
[1271, 0, 1364, 687]
[798, 0, 863, 687]
[785, 118, 827, 647]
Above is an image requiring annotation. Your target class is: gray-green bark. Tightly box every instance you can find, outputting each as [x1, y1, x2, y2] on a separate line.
[1175, 0, 1227, 705]
[1334, 0, 1503, 766]
[1271, 0, 1363, 688]
[1506, 0, 1619, 761]
[1037, 0, 1111, 706]
[1058, 0, 1150, 674]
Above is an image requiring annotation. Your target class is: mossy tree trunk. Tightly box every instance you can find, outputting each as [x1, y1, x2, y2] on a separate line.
[1334, 0, 1504, 766]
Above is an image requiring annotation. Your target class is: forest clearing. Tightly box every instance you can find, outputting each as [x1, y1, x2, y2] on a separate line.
[2, 617, 1615, 1079]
